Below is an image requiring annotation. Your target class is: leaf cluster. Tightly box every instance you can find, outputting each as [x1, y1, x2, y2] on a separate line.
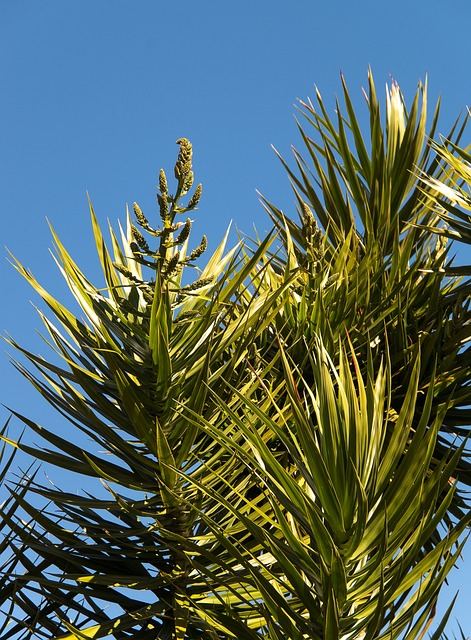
[0, 76, 470, 639]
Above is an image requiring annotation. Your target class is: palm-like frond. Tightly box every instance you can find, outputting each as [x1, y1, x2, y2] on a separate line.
[0, 426, 42, 639]
[417, 134, 471, 257]
[177, 337, 469, 639]
[258, 71, 471, 487]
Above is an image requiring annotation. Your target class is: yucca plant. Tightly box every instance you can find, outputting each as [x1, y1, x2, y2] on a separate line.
[257, 71, 471, 509]
[0, 139, 289, 638]
[176, 337, 468, 639]
[0, 72, 470, 639]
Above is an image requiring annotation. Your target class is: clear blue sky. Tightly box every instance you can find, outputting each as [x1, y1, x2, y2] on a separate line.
[1, 1, 470, 634]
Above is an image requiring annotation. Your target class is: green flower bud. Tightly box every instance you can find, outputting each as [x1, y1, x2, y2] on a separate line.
[175, 310, 200, 323]
[180, 275, 214, 293]
[130, 241, 140, 255]
[113, 263, 135, 280]
[175, 218, 192, 245]
[302, 203, 316, 241]
[174, 138, 193, 180]
[158, 192, 170, 224]
[182, 171, 194, 195]
[324, 273, 338, 288]
[163, 251, 181, 278]
[301, 202, 324, 268]
[159, 168, 168, 195]
[133, 202, 150, 229]
[131, 225, 150, 253]
[189, 235, 207, 261]
[187, 183, 202, 210]
[143, 288, 154, 304]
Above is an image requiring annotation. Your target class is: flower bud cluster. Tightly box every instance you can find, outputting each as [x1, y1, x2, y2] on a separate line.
[163, 251, 181, 278]
[175, 218, 192, 245]
[114, 139, 211, 307]
[131, 225, 150, 253]
[159, 169, 168, 196]
[189, 235, 207, 261]
[301, 203, 324, 272]
[179, 276, 214, 294]
[174, 138, 193, 181]
[175, 310, 201, 323]
[187, 184, 202, 210]
[182, 171, 194, 196]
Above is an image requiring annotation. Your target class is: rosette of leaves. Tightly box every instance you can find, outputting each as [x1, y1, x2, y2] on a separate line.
[251, 71, 471, 522]
[175, 335, 470, 639]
